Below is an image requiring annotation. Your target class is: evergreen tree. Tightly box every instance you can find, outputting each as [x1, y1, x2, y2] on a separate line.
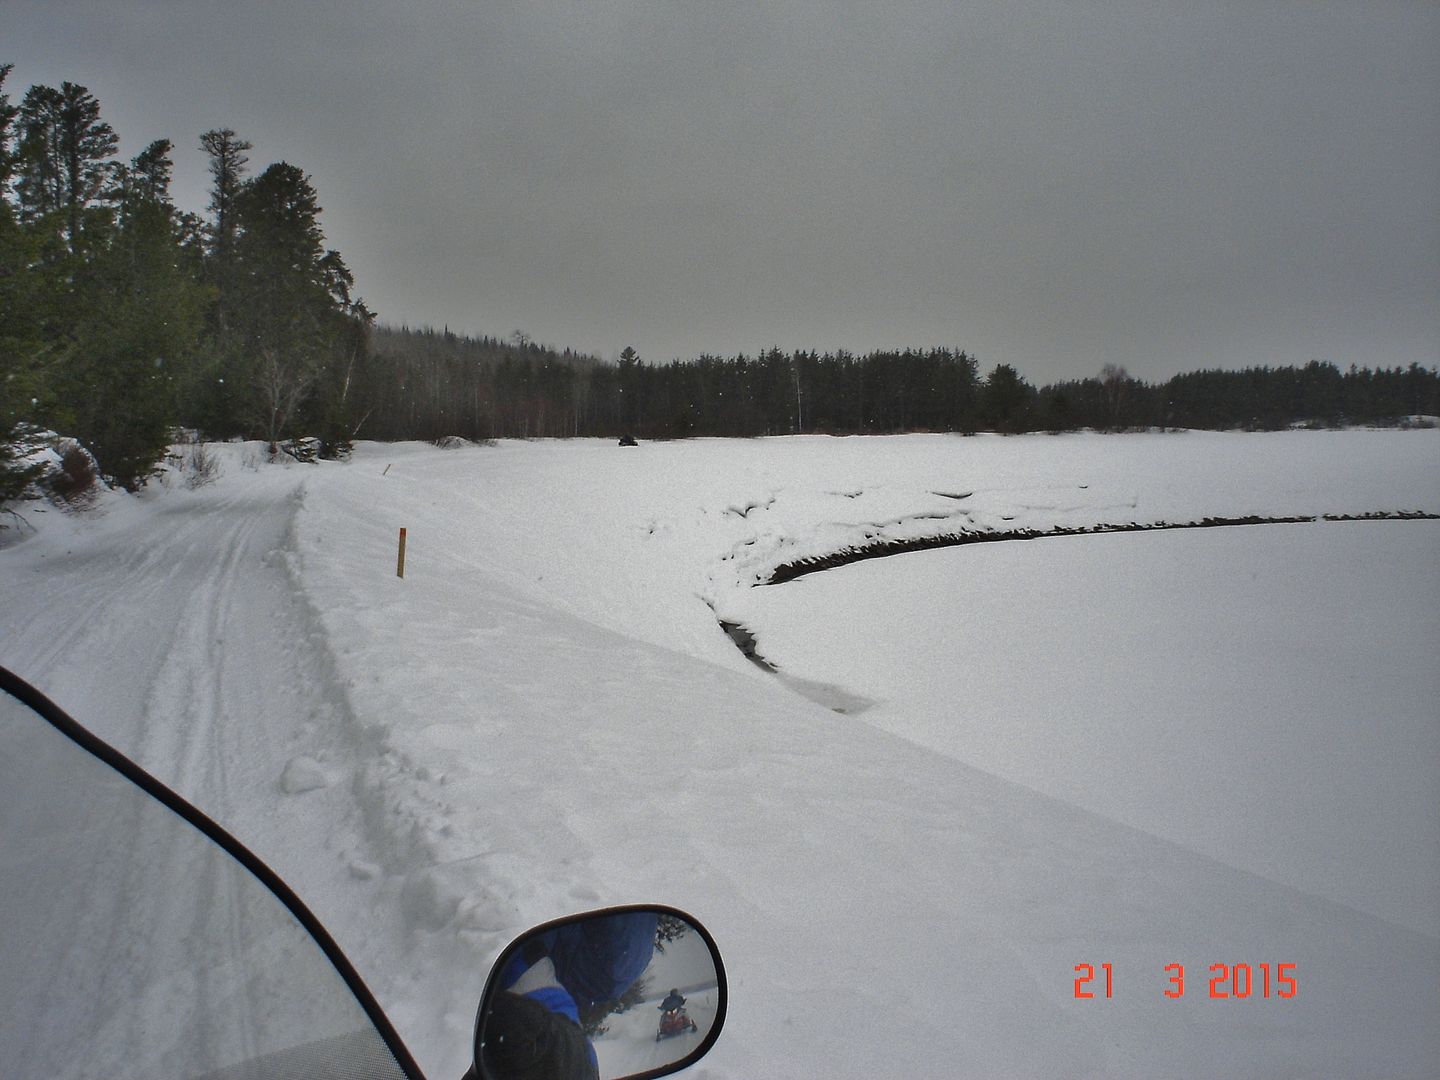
[0, 66, 46, 503]
[12, 84, 64, 225]
[229, 161, 360, 450]
[191, 130, 253, 433]
[198, 128, 250, 262]
[0, 64, 18, 202]
[14, 81, 118, 254]
[121, 137, 174, 207]
[980, 362, 1035, 433]
[62, 137, 205, 489]
[617, 345, 641, 434]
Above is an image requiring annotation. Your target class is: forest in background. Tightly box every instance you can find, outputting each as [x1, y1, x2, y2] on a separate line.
[2, 66, 1436, 511]
[374, 327, 1438, 442]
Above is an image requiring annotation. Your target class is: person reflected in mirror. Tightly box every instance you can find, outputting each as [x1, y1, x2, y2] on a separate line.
[544, 910, 658, 1017]
[655, 987, 698, 1041]
[478, 980, 596, 1080]
[473, 911, 659, 1080]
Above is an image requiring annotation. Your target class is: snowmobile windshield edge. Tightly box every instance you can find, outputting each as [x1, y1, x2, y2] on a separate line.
[0, 667, 423, 1080]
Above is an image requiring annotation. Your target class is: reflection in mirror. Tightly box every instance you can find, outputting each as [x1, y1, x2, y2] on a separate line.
[474, 906, 725, 1080]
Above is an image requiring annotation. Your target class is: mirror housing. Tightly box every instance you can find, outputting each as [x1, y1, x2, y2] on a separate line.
[472, 906, 725, 1080]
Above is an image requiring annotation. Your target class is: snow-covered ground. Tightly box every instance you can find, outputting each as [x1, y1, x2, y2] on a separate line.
[729, 520, 1440, 937]
[2, 429, 1437, 1078]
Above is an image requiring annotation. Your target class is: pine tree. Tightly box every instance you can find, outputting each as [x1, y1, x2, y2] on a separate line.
[198, 128, 250, 263]
[1, 67, 61, 506]
[230, 161, 358, 450]
[14, 82, 118, 254]
[62, 138, 205, 489]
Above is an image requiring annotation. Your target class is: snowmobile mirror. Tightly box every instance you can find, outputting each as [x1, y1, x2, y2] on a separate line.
[472, 905, 726, 1080]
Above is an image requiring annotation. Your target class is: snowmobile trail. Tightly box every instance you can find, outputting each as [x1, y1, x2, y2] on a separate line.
[2, 480, 304, 742]
[0, 470, 419, 1016]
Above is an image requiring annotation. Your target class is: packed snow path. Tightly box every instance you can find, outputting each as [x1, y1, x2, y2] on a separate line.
[3, 431, 1437, 1078]
[0, 467, 410, 1022]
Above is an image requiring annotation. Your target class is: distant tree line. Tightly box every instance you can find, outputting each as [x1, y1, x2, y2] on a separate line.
[363, 335, 994, 441]
[363, 325, 600, 441]
[369, 333, 1438, 443]
[3, 65, 1436, 511]
[1035, 360, 1439, 435]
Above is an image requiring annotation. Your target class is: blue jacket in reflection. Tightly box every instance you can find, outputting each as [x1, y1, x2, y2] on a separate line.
[500, 909, 659, 1026]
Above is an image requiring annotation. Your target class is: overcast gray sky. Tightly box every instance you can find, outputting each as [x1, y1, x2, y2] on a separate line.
[8, 1, 1439, 384]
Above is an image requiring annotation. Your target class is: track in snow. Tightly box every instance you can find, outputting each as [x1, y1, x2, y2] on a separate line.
[0, 474, 417, 1029]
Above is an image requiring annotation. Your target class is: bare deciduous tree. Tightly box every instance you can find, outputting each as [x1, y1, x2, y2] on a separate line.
[252, 345, 318, 452]
[1100, 363, 1129, 430]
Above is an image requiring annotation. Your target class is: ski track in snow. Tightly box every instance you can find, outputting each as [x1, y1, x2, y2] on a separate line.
[0, 466, 437, 1043]
[3, 430, 1438, 1079]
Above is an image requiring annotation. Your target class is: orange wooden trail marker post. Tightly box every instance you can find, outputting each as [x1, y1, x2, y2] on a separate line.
[397, 527, 407, 578]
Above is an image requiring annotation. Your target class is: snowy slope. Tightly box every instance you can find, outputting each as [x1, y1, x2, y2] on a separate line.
[728, 520, 1440, 937]
[2, 430, 1437, 1079]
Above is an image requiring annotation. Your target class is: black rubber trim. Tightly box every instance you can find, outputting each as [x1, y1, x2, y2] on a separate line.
[0, 666, 429, 1080]
[473, 903, 729, 1080]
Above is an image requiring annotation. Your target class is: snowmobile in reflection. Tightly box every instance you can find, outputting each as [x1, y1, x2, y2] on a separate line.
[656, 989, 698, 1041]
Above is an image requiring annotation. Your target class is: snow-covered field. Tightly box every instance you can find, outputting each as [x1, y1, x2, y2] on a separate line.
[731, 521, 1440, 938]
[2, 429, 1437, 1078]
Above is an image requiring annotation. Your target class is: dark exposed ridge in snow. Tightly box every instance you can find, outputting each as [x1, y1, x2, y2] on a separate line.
[760, 510, 1440, 585]
[715, 618, 776, 672]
